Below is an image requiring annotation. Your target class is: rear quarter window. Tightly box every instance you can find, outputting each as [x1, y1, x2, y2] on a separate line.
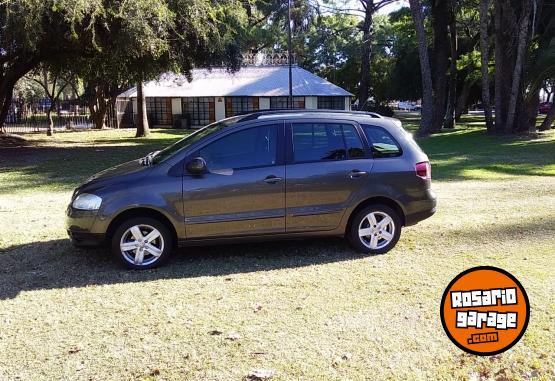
[361, 124, 402, 158]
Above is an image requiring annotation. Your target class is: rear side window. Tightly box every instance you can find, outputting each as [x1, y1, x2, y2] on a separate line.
[361, 124, 402, 158]
[291, 123, 365, 162]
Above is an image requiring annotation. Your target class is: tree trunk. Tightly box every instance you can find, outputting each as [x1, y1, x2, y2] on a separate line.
[92, 104, 107, 129]
[430, 0, 451, 133]
[479, 0, 494, 132]
[539, 103, 555, 130]
[409, 0, 434, 136]
[0, 57, 40, 130]
[493, 0, 508, 132]
[110, 96, 119, 129]
[358, 2, 373, 110]
[455, 76, 473, 121]
[46, 101, 55, 136]
[89, 91, 108, 130]
[504, 2, 532, 133]
[519, 88, 540, 132]
[0, 81, 15, 134]
[443, 7, 458, 130]
[135, 80, 150, 137]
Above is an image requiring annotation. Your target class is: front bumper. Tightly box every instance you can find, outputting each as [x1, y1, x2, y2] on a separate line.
[67, 230, 105, 246]
[66, 206, 105, 246]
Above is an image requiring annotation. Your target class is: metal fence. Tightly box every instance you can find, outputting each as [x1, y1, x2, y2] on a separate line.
[2, 99, 123, 134]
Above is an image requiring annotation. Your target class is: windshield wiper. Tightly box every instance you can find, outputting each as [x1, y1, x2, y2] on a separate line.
[140, 151, 160, 166]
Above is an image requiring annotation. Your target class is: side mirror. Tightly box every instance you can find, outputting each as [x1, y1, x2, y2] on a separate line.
[186, 157, 207, 175]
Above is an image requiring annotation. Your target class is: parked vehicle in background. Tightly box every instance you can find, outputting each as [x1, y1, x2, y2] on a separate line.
[397, 101, 420, 111]
[66, 110, 437, 269]
[539, 102, 553, 114]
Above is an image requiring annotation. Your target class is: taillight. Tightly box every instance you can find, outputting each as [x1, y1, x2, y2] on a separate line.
[415, 161, 431, 180]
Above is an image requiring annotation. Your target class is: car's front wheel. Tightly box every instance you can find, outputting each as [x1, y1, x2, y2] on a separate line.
[347, 204, 401, 254]
[111, 217, 173, 269]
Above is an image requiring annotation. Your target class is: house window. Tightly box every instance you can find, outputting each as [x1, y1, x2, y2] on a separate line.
[182, 97, 214, 127]
[146, 97, 172, 125]
[225, 97, 259, 117]
[317, 96, 345, 110]
[270, 97, 305, 109]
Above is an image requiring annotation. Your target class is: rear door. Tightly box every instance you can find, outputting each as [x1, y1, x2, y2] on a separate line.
[182, 123, 285, 238]
[285, 119, 373, 232]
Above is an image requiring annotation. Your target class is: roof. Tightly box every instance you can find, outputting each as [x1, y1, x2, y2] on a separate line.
[118, 66, 353, 98]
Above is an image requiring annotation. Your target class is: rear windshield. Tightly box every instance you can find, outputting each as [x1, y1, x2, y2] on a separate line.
[152, 115, 247, 164]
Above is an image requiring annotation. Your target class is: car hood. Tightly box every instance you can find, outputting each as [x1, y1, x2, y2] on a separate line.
[76, 159, 151, 194]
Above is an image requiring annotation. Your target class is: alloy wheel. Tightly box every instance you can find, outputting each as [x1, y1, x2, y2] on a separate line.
[358, 211, 395, 250]
[119, 224, 165, 266]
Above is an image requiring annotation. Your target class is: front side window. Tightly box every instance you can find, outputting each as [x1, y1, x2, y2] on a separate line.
[361, 124, 402, 158]
[317, 96, 345, 110]
[291, 123, 363, 162]
[199, 125, 278, 171]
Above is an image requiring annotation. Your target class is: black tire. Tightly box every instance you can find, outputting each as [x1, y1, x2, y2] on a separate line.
[346, 204, 402, 254]
[110, 217, 173, 269]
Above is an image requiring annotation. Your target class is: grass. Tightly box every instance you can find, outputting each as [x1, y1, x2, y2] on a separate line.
[0, 115, 554, 380]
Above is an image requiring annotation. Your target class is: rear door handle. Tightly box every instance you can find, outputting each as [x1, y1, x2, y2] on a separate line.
[348, 169, 368, 178]
[264, 175, 283, 184]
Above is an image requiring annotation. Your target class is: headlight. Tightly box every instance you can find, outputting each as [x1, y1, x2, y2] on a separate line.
[72, 193, 102, 210]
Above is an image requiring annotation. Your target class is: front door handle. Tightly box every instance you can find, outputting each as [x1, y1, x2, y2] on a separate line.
[348, 169, 368, 178]
[264, 175, 283, 184]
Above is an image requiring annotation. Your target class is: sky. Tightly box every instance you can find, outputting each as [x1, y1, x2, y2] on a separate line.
[376, 1, 409, 15]
[336, 0, 409, 15]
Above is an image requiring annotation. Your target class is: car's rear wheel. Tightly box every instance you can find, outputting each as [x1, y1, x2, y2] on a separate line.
[347, 204, 401, 254]
[111, 217, 173, 269]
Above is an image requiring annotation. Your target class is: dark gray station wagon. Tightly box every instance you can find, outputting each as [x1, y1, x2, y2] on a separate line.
[67, 110, 436, 269]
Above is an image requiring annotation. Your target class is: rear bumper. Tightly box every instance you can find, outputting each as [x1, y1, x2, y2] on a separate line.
[405, 206, 436, 226]
[403, 188, 437, 226]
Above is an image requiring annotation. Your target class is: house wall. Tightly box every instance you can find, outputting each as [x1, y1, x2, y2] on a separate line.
[171, 98, 182, 115]
[345, 97, 351, 110]
[125, 94, 353, 128]
[215, 97, 226, 121]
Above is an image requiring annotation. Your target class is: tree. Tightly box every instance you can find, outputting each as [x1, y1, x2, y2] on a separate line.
[479, 0, 494, 132]
[503, 1, 533, 133]
[408, 0, 434, 136]
[356, 1, 395, 110]
[27, 67, 74, 136]
[0, 0, 249, 137]
[443, 0, 458, 130]
[426, 0, 451, 133]
[0, 0, 105, 132]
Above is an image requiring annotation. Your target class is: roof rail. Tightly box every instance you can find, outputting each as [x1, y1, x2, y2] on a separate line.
[238, 109, 383, 121]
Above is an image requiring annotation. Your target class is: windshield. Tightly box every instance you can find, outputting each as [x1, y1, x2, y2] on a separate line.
[151, 115, 247, 164]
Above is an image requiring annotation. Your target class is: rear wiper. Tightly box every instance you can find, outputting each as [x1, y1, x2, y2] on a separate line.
[140, 151, 160, 166]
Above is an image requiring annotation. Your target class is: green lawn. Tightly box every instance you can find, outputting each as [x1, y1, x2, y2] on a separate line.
[0, 115, 554, 380]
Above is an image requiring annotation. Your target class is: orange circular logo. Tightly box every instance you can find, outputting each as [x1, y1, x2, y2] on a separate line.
[440, 266, 530, 356]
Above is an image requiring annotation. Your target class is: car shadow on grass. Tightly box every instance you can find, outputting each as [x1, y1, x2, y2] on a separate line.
[0, 237, 366, 300]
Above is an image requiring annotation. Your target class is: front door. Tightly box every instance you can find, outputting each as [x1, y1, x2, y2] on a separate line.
[285, 120, 373, 232]
[183, 123, 285, 239]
